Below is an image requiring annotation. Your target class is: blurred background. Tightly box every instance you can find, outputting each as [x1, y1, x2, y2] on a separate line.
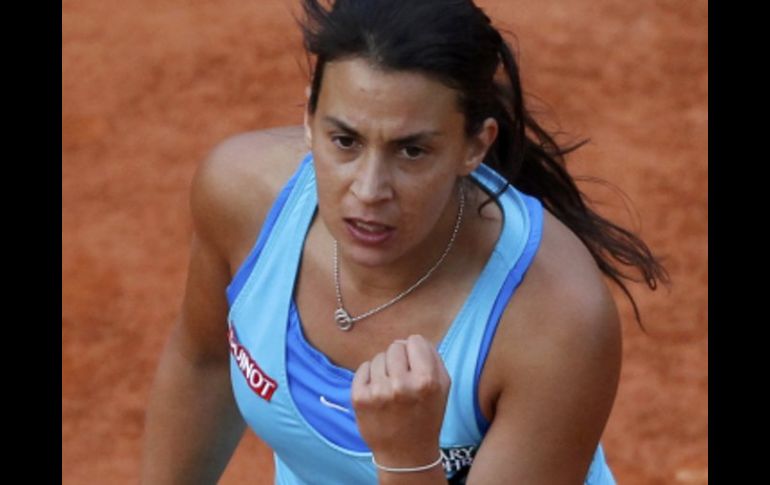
[62, 1, 707, 483]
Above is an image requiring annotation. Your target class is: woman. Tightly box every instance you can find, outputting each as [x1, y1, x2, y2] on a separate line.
[141, 1, 669, 483]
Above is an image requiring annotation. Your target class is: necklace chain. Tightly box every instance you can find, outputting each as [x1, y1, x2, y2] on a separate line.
[333, 183, 465, 331]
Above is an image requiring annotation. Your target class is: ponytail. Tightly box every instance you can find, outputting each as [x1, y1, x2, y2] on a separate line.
[299, 0, 670, 329]
[479, 39, 670, 330]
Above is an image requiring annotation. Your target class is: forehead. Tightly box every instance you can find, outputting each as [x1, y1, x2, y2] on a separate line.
[316, 58, 464, 136]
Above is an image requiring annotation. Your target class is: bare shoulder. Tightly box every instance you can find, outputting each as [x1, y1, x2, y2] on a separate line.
[483, 207, 623, 419]
[507, 207, 622, 394]
[467, 209, 623, 482]
[484, 210, 621, 404]
[190, 125, 308, 272]
[493, 206, 622, 406]
[501, 208, 622, 348]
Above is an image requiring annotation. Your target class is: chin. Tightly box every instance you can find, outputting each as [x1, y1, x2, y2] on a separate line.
[337, 241, 398, 268]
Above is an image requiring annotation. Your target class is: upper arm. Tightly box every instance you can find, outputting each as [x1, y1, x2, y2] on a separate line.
[467, 266, 622, 484]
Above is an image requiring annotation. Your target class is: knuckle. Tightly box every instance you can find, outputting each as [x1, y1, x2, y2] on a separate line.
[413, 373, 439, 395]
[389, 377, 407, 397]
[443, 371, 452, 389]
[390, 340, 406, 349]
[369, 383, 393, 405]
[351, 388, 369, 409]
[407, 334, 423, 344]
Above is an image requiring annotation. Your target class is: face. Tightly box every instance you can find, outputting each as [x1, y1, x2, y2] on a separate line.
[306, 57, 496, 269]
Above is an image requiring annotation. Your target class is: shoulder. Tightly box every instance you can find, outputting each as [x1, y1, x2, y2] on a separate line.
[508, 207, 620, 339]
[467, 209, 622, 482]
[509, 207, 621, 393]
[189, 125, 309, 272]
[493, 208, 622, 389]
[479, 206, 623, 417]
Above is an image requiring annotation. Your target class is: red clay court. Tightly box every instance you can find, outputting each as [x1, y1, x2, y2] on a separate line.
[62, 1, 708, 483]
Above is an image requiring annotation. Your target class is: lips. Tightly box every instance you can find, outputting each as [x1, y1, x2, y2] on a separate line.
[345, 218, 394, 232]
[344, 218, 395, 246]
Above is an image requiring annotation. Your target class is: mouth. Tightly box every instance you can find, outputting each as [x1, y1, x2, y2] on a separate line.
[344, 218, 396, 246]
[344, 218, 395, 232]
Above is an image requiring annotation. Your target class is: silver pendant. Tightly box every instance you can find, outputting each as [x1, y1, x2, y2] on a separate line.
[334, 307, 354, 331]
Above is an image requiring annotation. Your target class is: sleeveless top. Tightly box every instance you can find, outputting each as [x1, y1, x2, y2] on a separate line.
[225, 152, 617, 484]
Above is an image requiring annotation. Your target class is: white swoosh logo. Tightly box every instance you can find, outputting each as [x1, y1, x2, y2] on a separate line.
[319, 395, 350, 413]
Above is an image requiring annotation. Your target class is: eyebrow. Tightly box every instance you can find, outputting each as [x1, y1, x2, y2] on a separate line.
[321, 116, 443, 144]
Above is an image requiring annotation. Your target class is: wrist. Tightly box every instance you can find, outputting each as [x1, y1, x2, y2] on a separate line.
[372, 450, 443, 473]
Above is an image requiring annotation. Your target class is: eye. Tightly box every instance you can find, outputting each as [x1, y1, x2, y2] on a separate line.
[331, 135, 358, 150]
[401, 145, 426, 160]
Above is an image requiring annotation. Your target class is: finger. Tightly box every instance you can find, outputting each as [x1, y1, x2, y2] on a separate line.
[351, 360, 371, 408]
[370, 351, 388, 379]
[352, 360, 371, 390]
[385, 340, 409, 377]
[404, 334, 437, 377]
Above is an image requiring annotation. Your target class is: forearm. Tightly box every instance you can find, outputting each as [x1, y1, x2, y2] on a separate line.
[141, 333, 246, 485]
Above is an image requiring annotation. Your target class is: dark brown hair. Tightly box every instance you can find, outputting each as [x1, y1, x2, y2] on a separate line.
[300, 0, 670, 328]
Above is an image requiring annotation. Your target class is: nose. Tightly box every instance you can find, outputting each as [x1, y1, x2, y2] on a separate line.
[350, 151, 393, 203]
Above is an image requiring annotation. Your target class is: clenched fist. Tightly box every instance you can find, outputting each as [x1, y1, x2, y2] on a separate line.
[351, 334, 451, 468]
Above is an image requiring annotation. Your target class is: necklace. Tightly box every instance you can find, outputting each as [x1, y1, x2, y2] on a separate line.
[333, 183, 465, 331]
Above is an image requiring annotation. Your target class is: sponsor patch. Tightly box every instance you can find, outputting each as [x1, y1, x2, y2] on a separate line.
[228, 324, 278, 401]
[441, 444, 478, 484]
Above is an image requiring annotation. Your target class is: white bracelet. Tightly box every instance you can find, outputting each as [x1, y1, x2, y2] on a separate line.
[371, 452, 443, 473]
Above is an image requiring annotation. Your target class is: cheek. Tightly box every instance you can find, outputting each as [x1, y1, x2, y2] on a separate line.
[313, 146, 354, 185]
[315, 174, 340, 221]
[313, 160, 351, 231]
[398, 181, 453, 231]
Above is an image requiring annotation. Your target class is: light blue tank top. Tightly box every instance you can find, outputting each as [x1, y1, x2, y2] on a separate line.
[225, 152, 616, 484]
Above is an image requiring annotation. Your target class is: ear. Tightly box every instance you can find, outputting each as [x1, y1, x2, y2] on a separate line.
[303, 85, 313, 147]
[460, 117, 498, 176]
